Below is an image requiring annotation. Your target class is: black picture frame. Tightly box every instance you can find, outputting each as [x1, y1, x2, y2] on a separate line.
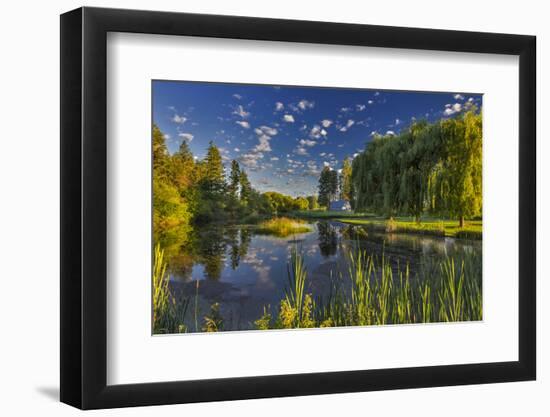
[60, 6, 536, 410]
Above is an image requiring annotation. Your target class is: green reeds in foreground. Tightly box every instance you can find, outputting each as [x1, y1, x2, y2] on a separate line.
[257, 247, 482, 330]
[153, 244, 190, 334]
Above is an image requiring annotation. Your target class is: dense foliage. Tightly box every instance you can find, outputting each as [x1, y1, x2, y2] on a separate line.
[351, 110, 482, 224]
[152, 125, 314, 249]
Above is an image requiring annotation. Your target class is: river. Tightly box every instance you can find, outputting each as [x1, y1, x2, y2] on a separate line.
[166, 219, 481, 332]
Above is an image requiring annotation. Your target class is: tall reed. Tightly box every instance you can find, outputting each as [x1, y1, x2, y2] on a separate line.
[152, 243, 190, 333]
[269, 246, 482, 329]
[283, 247, 308, 327]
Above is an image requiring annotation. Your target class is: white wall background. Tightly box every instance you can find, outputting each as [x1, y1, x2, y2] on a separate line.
[0, 0, 546, 415]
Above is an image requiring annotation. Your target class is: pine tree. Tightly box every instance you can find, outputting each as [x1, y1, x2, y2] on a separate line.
[228, 160, 241, 199]
[318, 166, 331, 208]
[239, 169, 252, 205]
[328, 170, 339, 202]
[152, 124, 171, 181]
[172, 139, 195, 188]
[202, 141, 226, 195]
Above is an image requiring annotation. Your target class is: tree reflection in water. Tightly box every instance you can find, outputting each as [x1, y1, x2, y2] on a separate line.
[228, 227, 252, 270]
[317, 221, 338, 257]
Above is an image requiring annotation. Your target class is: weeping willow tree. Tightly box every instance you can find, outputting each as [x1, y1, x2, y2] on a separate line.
[352, 109, 482, 225]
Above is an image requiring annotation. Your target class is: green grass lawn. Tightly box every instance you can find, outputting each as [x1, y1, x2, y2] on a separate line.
[337, 217, 482, 239]
[291, 210, 481, 239]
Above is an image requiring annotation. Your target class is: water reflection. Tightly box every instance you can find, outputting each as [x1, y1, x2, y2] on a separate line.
[166, 220, 481, 331]
[317, 221, 338, 257]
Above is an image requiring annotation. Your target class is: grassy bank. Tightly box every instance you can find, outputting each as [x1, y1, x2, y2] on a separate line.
[292, 210, 482, 240]
[255, 217, 312, 237]
[338, 217, 482, 239]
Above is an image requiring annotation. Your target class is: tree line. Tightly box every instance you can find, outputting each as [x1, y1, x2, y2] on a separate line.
[153, 125, 318, 246]
[351, 109, 482, 225]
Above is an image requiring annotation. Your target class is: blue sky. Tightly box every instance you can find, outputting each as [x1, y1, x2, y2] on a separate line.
[153, 81, 482, 197]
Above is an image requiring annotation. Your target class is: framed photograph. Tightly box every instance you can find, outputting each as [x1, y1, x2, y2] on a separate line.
[60, 6, 536, 409]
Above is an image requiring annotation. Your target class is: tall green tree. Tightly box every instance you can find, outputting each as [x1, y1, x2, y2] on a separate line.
[328, 170, 339, 202]
[201, 141, 226, 195]
[172, 139, 195, 188]
[318, 166, 331, 208]
[352, 110, 482, 226]
[152, 124, 171, 181]
[433, 110, 482, 226]
[340, 157, 353, 202]
[228, 160, 241, 199]
[239, 169, 252, 205]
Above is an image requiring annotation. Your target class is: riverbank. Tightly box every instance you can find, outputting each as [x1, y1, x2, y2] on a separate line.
[292, 211, 482, 240]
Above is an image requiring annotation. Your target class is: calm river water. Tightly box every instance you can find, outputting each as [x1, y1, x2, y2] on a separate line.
[167, 220, 481, 332]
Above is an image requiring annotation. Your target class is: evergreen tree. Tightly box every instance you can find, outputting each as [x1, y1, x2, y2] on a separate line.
[328, 170, 339, 202]
[318, 166, 331, 208]
[228, 160, 241, 199]
[202, 141, 226, 195]
[172, 139, 195, 189]
[152, 124, 171, 181]
[239, 170, 252, 205]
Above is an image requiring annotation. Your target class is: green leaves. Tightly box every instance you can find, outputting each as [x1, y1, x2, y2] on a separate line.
[352, 110, 483, 224]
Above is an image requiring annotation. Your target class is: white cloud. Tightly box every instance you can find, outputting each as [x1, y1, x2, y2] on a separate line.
[310, 125, 321, 138]
[295, 147, 309, 156]
[374, 92, 380, 96]
[234, 147, 240, 152]
[233, 105, 250, 118]
[340, 107, 351, 113]
[270, 156, 279, 161]
[239, 152, 264, 169]
[233, 94, 243, 100]
[297, 99, 314, 110]
[178, 133, 194, 142]
[299, 139, 316, 147]
[304, 160, 320, 176]
[172, 114, 187, 124]
[385, 130, 396, 136]
[254, 135, 272, 153]
[468, 97, 474, 103]
[275, 102, 284, 111]
[255, 126, 278, 136]
[235, 120, 250, 129]
[339, 119, 355, 132]
[368, 100, 374, 105]
[443, 102, 462, 116]
[356, 104, 366, 111]
[321, 119, 333, 128]
[163, 134, 171, 140]
[283, 114, 295, 123]
[319, 152, 327, 157]
[395, 118, 401, 125]
[453, 94, 465, 100]
[248, 126, 278, 156]
[323, 161, 331, 167]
